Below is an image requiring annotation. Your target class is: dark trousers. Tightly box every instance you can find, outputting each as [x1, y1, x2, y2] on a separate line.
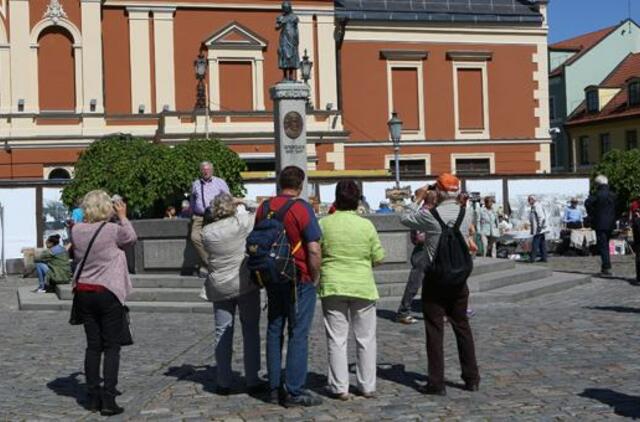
[595, 230, 612, 271]
[529, 234, 548, 262]
[421, 281, 479, 389]
[77, 290, 123, 395]
[397, 246, 426, 317]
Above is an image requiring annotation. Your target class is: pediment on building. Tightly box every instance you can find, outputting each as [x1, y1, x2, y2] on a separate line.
[204, 22, 267, 50]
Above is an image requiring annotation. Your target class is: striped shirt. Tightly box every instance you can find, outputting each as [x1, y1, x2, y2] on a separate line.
[400, 199, 473, 264]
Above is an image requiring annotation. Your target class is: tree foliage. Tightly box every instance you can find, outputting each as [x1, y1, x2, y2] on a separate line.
[591, 149, 640, 211]
[62, 136, 246, 218]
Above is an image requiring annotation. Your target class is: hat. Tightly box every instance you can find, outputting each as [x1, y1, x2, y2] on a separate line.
[436, 173, 460, 192]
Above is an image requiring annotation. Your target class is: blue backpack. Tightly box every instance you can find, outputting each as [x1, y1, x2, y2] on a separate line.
[246, 199, 301, 288]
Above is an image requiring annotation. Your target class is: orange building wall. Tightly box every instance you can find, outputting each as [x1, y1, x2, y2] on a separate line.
[38, 27, 75, 111]
[341, 42, 538, 141]
[219, 61, 254, 111]
[391, 68, 420, 130]
[345, 144, 540, 174]
[173, 8, 284, 112]
[103, 9, 132, 114]
[30, 0, 81, 29]
[0, 149, 83, 179]
[457, 68, 484, 130]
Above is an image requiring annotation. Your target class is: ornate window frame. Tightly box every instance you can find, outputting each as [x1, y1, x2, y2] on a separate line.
[384, 153, 431, 175]
[385, 58, 426, 141]
[450, 153, 495, 175]
[451, 56, 491, 140]
[204, 22, 267, 111]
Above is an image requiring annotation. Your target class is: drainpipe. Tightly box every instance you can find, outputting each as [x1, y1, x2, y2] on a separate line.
[334, 18, 347, 111]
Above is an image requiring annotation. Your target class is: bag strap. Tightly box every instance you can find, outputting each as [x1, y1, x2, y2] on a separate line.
[430, 207, 466, 231]
[74, 222, 107, 284]
[266, 198, 299, 222]
[200, 180, 206, 211]
[430, 208, 447, 230]
[454, 206, 466, 230]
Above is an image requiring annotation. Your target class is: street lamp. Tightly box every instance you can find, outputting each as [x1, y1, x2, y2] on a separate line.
[300, 49, 313, 109]
[387, 112, 403, 189]
[194, 52, 210, 140]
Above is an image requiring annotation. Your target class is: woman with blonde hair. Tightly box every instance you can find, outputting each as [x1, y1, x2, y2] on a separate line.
[71, 190, 137, 416]
[201, 192, 263, 395]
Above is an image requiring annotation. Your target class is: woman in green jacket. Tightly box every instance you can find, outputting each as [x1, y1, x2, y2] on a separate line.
[34, 234, 71, 292]
[319, 180, 385, 400]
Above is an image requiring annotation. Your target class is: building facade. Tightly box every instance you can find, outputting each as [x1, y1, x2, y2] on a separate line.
[0, 0, 550, 180]
[548, 19, 640, 171]
[565, 52, 640, 171]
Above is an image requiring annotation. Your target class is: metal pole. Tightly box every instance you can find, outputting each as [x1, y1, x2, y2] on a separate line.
[0, 204, 4, 277]
[205, 79, 210, 140]
[394, 142, 400, 189]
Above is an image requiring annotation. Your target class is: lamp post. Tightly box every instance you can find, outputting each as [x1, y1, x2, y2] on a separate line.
[194, 52, 210, 140]
[387, 112, 403, 189]
[299, 49, 313, 109]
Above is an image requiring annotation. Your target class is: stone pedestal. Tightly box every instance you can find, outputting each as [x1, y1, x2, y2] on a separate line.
[386, 186, 412, 212]
[270, 81, 311, 198]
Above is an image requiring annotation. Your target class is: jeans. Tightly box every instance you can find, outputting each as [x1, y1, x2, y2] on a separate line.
[422, 281, 479, 389]
[322, 296, 377, 394]
[266, 282, 317, 396]
[596, 230, 612, 271]
[35, 263, 49, 290]
[213, 290, 261, 389]
[77, 290, 123, 395]
[397, 246, 426, 317]
[530, 234, 547, 262]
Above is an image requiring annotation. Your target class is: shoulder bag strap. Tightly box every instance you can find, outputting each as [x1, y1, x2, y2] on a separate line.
[274, 199, 299, 222]
[200, 180, 206, 211]
[74, 222, 107, 284]
[454, 206, 466, 230]
[429, 208, 447, 230]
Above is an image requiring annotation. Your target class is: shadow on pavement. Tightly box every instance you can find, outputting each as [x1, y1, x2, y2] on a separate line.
[46, 371, 91, 410]
[164, 364, 218, 394]
[579, 388, 640, 418]
[584, 306, 640, 314]
[377, 363, 427, 392]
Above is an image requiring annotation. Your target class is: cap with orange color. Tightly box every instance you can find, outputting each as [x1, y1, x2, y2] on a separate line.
[436, 173, 460, 192]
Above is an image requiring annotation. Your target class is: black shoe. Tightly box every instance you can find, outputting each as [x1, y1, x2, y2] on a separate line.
[268, 388, 285, 405]
[247, 381, 269, 395]
[464, 382, 480, 392]
[216, 386, 231, 396]
[86, 389, 101, 413]
[282, 392, 323, 408]
[100, 392, 124, 417]
[418, 383, 446, 396]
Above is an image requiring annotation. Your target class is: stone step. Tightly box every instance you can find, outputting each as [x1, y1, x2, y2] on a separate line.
[469, 272, 592, 305]
[56, 285, 203, 302]
[468, 265, 553, 292]
[131, 274, 203, 289]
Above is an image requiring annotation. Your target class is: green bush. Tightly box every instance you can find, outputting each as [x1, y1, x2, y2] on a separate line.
[591, 149, 640, 211]
[62, 135, 246, 218]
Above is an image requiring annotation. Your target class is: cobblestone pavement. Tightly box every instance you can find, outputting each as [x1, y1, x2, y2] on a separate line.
[1, 256, 640, 421]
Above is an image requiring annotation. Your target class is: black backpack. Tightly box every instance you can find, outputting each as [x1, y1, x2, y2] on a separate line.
[426, 207, 473, 287]
[246, 199, 300, 289]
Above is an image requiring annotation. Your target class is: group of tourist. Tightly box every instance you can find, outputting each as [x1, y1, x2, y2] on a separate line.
[61, 161, 485, 416]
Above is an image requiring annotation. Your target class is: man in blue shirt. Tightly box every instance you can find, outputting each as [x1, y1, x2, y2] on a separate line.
[563, 198, 584, 229]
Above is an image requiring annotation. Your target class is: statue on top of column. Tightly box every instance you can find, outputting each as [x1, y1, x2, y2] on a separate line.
[276, 1, 300, 81]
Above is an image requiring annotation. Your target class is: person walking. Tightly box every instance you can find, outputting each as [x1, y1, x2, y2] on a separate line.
[400, 173, 480, 396]
[254, 166, 323, 408]
[71, 190, 137, 416]
[319, 180, 385, 400]
[629, 197, 640, 285]
[201, 193, 263, 395]
[395, 189, 437, 324]
[528, 195, 549, 263]
[585, 175, 617, 276]
[478, 196, 499, 258]
[190, 161, 230, 276]
[33, 234, 71, 292]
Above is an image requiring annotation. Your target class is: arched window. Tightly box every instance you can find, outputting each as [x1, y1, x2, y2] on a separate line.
[48, 168, 71, 180]
[38, 26, 75, 112]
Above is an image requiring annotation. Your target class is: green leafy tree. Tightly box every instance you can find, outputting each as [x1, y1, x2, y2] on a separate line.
[62, 135, 246, 218]
[591, 149, 640, 211]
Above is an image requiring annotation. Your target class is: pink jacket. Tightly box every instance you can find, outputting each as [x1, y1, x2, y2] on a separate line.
[71, 219, 137, 304]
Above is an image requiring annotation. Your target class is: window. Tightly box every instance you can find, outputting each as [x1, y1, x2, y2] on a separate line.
[452, 61, 490, 139]
[389, 159, 427, 177]
[455, 158, 491, 176]
[391, 68, 420, 131]
[629, 81, 640, 106]
[48, 168, 71, 180]
[599, 133, 610, 158]
[38, 26, 76, 112]
[245, 160, 275, 172]
[627, 130, 638, 150]
[219, 61, 253, 111]
[579, 136, 590, 165]
[550, 142, 557, 168]
[549, 96, 557, 120]
[586, 90, 599, 113]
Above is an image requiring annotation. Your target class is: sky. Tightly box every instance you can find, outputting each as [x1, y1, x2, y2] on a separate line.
[548, 0, 640, 43]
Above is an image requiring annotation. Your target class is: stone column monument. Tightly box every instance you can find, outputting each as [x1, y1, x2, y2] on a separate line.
[270, 1, 311, 199]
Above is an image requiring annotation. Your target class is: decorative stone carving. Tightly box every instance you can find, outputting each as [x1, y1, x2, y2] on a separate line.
[43, 0, 67, 25]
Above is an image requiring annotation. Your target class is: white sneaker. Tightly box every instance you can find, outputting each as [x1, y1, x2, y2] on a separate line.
[35, 288, 46, 293]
